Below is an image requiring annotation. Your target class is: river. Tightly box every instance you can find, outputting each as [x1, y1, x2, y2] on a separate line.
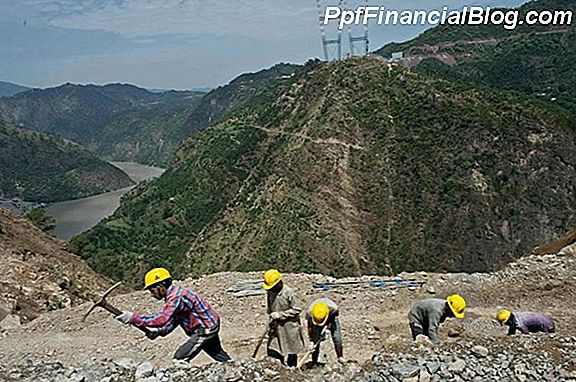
[46, 162, 165, 240]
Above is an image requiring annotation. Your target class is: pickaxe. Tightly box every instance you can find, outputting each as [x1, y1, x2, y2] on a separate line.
[83, 282, 151, 335]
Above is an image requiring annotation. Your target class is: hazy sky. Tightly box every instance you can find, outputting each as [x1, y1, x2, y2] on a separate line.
[0, 0, 526, 89]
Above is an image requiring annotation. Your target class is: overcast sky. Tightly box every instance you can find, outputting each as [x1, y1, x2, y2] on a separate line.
[0, 0, 526, 89]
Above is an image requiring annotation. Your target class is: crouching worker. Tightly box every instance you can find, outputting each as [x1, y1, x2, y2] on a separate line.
[496, 309, 555, 335]
[306, 298, 344, 365]
[263, 269, 306, 367]
[408, 294, 466, 344]
[116, 267, 231, 363]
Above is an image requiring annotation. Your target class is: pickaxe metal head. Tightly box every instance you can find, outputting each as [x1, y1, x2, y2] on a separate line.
[83, 282, 122, 322]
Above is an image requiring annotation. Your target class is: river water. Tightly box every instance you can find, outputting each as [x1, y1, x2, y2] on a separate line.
[46, 162, 165, 240]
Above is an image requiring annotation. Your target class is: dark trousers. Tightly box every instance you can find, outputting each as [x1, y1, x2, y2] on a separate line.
[174, 323, 231, 362]
[410, 323, 425, 340]
[267, 349, 297, 367]
[310, 316, 343, 364]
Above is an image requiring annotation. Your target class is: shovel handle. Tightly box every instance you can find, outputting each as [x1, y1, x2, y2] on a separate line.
[297, 327, 327, 369]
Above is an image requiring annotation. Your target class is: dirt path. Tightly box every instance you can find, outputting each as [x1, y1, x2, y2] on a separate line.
[392, 29, 571, 68]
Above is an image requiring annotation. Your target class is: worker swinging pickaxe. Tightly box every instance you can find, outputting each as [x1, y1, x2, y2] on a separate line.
[83, 282, 156, 338]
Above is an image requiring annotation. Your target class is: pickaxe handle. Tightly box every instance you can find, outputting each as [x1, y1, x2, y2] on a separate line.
[100, 301, 153, 336]
[99, 300, 122, 316]
[252, 326, 269, 358]
[83, 282, 152, 335]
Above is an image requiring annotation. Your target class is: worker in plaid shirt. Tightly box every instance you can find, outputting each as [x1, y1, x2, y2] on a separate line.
[116, 268, 231, 363]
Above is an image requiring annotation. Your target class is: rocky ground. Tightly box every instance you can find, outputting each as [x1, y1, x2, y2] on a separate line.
[1, 243, 575, 381]
[0, 197, 42, 215]
[0, 208, 111, 323]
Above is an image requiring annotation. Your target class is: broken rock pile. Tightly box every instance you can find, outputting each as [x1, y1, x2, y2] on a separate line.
[0, 358, 364, 382]
[365, 335, 576, 382]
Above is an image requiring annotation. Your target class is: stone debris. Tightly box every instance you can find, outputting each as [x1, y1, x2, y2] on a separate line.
[135, 362, 155, 380]
[366, 335, 576, 381]
[471, 345, 489, 358]
[2, 337, 575, 381]
[0, 358, 364, 382]
[0, 248, 575, 381]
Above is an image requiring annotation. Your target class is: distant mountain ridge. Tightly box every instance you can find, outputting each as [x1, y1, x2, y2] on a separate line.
[0, 83, 205, 165]
[0, 122, 134, 202]
[0, 81, 31, 98]
[0, 66, 301, 166]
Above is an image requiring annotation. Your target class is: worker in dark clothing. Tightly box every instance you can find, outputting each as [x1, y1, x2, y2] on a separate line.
[408, 294, 466, 344]
[496, 309, 555, 335]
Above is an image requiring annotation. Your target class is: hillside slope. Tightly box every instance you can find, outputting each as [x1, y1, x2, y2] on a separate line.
[0, 66, 301, 166]
[0, 81, 30, 98]
[181, 63, 302, 137]
[0, 208, 111, 323]
[375, 0, 576, 113]
[71, 58, 576, 286]
[0, 123, 134, 202]
[0, 84, 204, 165]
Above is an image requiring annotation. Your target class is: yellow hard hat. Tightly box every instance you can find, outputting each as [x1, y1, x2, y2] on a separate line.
[446, 294, 466, 319]
[311, 302, 329, 326]
[144, 267, 172, 289]
[496, 309, 511, 325]
[263, 269, 282, 290]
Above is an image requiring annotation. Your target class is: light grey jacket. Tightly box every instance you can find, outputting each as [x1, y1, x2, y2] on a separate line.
[267, 285, 306, 355]
[408, 298, 447, 343]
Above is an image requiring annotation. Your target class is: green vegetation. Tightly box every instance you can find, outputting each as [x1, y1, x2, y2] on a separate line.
[71, 58, 576, 287]
[24, 207, 55, 232]
[375, 0, 576, 113]
[0, 84, 205, 166]
[0, 123, 133, 202]
[0, 65, 301, 166]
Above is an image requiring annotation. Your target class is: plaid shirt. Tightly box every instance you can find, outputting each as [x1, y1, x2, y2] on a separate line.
[131, 285, 219, 337]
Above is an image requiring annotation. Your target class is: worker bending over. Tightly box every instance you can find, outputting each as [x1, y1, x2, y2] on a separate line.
[116, 268, 231, 363]
[408, 294, 466, 344]
[306, 297, 344, 365]
[496, 309, 555, 335]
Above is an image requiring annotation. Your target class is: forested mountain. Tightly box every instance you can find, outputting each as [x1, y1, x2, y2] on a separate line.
[375, 0, 576, 113]
[0, 83, 205, 165]
[71, 58, 576, 286]
[0, 66, 301, 166]
[0, 81, 30, 98]
[0, 122, 133, 202]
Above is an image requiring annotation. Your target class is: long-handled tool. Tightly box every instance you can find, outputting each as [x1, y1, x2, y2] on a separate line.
[296, 338, 324, 369]
[251, 326, 269, 359]
[83, 282, 151, 335]
[296, 327, 327, 369]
